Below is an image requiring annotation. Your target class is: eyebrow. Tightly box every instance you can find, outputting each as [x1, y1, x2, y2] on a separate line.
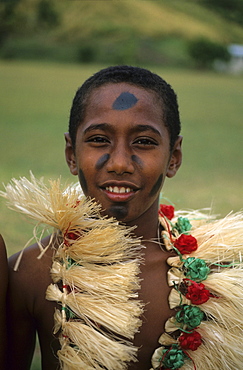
[134, 124, 161, 137]
[83, 123, 109, 135]
[83, 123, 161, 137]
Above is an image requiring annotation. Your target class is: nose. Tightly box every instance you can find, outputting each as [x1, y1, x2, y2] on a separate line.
[106, 143, 134, 175]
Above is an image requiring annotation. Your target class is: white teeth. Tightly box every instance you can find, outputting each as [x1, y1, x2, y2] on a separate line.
[106, 186, 132, 193]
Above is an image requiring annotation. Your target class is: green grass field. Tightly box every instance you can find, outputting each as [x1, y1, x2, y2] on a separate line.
[0, 60, 242, 370]
[0, 60, 242, 258]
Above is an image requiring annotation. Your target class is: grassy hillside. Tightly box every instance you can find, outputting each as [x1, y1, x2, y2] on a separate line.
[1, 0, 243, 65]
[12, 0, 243, 42]
[60, 0, 243, 42]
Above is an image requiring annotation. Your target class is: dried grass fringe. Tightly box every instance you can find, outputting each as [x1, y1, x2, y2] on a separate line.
[1, 174, 144, 369]
[54, 310, 138, 370]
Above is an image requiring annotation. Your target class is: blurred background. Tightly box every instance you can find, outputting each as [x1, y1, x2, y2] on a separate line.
[1, 0, 243, 257]
[0, 1, 243, 368]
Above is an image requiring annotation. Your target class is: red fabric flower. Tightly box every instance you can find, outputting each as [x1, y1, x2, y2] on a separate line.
[159, 204, 175, 220]
[66, 232, 79, 240]
[179, 330, 202, 351]
[64, 230, 80, 246]
[185, 280, 210, 305]
[174, 234, 198, 254]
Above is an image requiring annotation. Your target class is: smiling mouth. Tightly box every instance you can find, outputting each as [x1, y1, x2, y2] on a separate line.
[105, 186, 133, 194]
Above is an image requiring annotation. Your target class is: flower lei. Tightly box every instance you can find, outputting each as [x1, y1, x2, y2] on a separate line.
[151, 205, 217, 370]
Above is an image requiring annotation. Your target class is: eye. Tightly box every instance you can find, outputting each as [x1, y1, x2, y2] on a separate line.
[133, 137, 158, 147]
[86, 135, 110, 145]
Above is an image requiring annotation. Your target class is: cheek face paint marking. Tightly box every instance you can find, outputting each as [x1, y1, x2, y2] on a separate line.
[95, 154, 110, 170]
[149, 173, 164, 197]
[131, 154, 143, 167]
[112, 92, 138, 111]
[78, 169, 88, 194]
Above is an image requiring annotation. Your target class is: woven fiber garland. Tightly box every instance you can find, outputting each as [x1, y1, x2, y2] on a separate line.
[150, 205, 243, 370]
[1, 175, 243, 370]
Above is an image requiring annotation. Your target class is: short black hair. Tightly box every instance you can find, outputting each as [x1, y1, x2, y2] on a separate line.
[69, 65, 181, 151]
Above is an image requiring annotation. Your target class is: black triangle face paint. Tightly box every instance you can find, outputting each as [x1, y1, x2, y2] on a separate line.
[149, 173, 164, 197]
[95, 154, 110, 170]
[112, 92, 138, 111]
[78, 169, 88, 194]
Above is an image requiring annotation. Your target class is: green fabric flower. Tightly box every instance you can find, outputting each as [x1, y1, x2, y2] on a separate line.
[175, 217, 192, 235]
[162, 344, 186, 369]
[175, 304, 204, 330]
[67, 257, 78, 268]
[184, 257, 210, 281]
[62, 306, 77, 319]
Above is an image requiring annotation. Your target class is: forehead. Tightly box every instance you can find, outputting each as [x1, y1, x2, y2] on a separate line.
[86, 82, 163, 115]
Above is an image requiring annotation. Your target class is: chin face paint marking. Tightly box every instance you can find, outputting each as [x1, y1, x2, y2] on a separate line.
[95, 154, 110, 170]
[149, 173, 164, 197]
[78, 169, 88, 194]
[108, 205, 128, 220]
[112, 92, 138, 111]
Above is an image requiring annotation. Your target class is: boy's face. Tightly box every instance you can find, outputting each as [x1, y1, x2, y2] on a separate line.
[66, 82, 182, 224]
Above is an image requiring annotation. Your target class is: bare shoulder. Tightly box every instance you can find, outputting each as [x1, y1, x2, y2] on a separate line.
[8, 234, 58, 313]
[0, 235, 8, 369]
[0, 234, 7, 279]
[8, 234, 56, 271]
[0, 234, 7, 252]
[7, 234, 60, 370]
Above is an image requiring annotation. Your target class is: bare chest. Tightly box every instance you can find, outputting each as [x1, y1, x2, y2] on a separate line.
[129, 254, 173, 370]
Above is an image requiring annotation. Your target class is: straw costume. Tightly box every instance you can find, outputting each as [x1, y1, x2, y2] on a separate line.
[1, 174, 243, 370]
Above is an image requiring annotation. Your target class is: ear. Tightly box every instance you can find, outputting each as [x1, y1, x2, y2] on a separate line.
[64, 133, 78, 175]
[166, 136, 183, 178]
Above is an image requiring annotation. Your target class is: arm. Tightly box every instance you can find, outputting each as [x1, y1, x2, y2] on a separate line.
[6, 250, 37, 370]
[0, 235, 8, 370]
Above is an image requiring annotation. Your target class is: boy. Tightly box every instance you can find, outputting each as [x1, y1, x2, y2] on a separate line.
[6, 65, 182, 370]
[5, 66, 243, 370]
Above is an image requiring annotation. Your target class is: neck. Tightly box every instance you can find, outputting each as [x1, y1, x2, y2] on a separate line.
[125, 202, 160, 245]
[125, 204, 167, 264]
